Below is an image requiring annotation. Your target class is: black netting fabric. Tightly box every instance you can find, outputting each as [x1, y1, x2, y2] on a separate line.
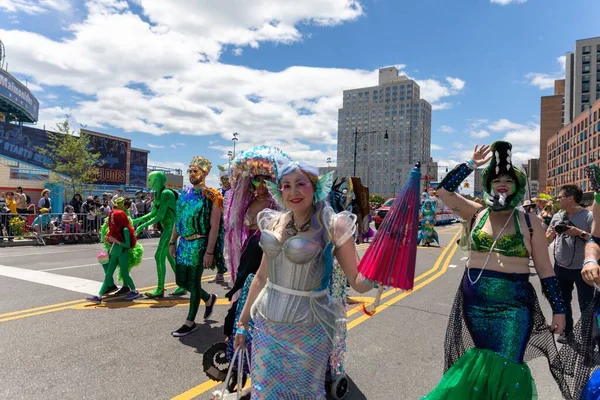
[558, 294, 600, 400]
[444, 280, 574, 399]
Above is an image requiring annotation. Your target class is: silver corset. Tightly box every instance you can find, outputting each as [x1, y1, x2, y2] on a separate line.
[251, 230, 340, 332]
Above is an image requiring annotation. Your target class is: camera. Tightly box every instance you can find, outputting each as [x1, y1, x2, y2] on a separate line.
[554, 224, 571, 234]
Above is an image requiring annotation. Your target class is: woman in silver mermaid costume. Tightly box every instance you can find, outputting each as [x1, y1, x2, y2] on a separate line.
[233, 161, 374, 399]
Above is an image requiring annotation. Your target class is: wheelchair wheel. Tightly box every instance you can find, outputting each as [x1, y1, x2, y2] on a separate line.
[329, 374, 349, 400]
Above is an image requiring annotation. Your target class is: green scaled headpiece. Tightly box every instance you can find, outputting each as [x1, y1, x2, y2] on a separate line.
[481, 141, 527, 211]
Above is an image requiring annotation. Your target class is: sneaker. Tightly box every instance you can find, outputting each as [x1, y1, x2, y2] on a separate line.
[123, 290, 141, 301]
[172, 323, 197, 337]
[557, 332, 574, 345]
[85, 295, 102, 304]
[208, 274, 224, 284]
[114, 286, 130, 296]
[102, 285, 119, 295]
[203, 294, 217, 320]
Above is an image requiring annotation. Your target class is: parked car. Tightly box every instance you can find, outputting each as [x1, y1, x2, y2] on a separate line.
[373, 198, 394, 230]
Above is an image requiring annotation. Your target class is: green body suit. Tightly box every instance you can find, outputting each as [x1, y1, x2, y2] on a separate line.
[100, 208, 143, 287]
[133, 172, 182, 297]
[175, 186, 225, 321]
[99, 228, 136, 295]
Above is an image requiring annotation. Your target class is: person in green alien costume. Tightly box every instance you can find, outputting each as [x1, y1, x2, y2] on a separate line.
[133, 171, 185, 298]
[99, 196, 144, 295]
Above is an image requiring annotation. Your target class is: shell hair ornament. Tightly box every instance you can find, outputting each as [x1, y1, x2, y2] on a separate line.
[229, 145, 291, 186]
[265, 161, 335, 207]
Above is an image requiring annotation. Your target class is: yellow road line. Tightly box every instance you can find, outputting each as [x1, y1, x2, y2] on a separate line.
[346, 230, 460, 318]
[171, 230, 461, 400]
[0, 273, 224, 322]
[347, 241, 459, 329]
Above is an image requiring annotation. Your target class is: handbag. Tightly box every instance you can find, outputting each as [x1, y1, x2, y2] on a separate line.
[97, 244, 113, 265]
[211, 345, 251, 400]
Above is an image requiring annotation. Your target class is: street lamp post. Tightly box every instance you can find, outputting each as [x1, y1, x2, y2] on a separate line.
[353, 127, 388, 177]
[327, 157, 331, 169]
[232, 132, 239, 158]
[227, 150, 233, 167]
[392, 182, 397, 196]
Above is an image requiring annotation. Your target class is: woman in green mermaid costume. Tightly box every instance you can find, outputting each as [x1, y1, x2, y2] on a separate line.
[424, 141, 571, 399]
[99, 197, 144, 295]
[133, 171, 186, 297]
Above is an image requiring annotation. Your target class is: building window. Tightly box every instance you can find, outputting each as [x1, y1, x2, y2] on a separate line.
[583, 83, 590, 92]
[583, 45, 591, 54]
[583, 55, 591, 64]
[583, 65, 591, 73]
[597, 44, 600, 52]
[583, 75, 590, 83]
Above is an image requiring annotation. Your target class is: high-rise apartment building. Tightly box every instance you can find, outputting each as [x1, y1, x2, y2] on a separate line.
[547, 97, 600, 195]
[336, 67, 436, 197]
[564, 37, 600, 124]
[539, 79, 565, 191]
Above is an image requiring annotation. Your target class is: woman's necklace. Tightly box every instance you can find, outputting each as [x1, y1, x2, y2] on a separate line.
[285, 214, 312, 237]
[467, 208, 515, 285]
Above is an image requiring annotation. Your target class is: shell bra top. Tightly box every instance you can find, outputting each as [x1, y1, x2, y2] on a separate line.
[251, 206, 356, 340]
[470, 208, 530, 258]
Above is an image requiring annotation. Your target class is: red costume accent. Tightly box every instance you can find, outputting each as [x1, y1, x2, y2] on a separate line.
[107, 210, 137, 248]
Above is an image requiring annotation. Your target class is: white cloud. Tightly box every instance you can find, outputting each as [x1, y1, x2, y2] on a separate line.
[446, 77, 465, 91]
[431, 144, 443, 151]
[232, 48, 243, 56]
[1, 0, 466, 159]
[0, 0, 70, 14]
[525, 73, 557, 90]
[470, 130, 490, 139]
[432, 102, 452, 111]
[416, 77, 464, 105]
[451, 142, 464, 149]
[558, 55, 566, 72]
[147, 143, 164, 149]
[488, 118, 527, 132]
[490, 0, 526, 4]
[134, 0, 363, 60]
[439, 125, 455, 133]
[526, 56, 566, 90]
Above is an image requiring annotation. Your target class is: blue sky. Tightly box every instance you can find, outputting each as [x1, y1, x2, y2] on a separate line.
[0, 0, 598, 190]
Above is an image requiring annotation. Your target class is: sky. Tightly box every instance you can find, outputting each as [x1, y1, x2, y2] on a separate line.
[0, 0, 599, 191]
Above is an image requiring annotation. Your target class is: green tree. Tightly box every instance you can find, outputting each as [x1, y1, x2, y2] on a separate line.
[370, 194, 386, 205]
[38, 117, 101, 198]
[217, 165, 226, 172]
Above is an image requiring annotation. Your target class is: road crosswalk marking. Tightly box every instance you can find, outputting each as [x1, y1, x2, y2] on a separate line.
[0, 265, 102, 295]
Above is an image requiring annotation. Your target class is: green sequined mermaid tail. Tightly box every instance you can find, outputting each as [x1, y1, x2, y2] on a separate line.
[422, 348, 537, 400]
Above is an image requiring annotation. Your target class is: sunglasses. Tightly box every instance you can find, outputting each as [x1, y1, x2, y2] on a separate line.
[251, 176, 270, 187]
[187, 168, 203, 175]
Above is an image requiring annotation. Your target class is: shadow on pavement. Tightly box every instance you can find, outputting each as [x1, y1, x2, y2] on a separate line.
[178, 322, 225, 355]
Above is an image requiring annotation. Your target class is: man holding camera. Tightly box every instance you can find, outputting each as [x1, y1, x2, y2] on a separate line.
[546, 184, 594, 344]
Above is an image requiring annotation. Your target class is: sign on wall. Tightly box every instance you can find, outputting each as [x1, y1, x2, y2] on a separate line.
[0, 69, 39, 123]
[0, 121, 52, 168]
[129, 148, 149, 187]
[82, 129, 130, 185]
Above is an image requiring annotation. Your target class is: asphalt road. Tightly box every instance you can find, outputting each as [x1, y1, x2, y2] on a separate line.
[0, 224, 568, 399]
